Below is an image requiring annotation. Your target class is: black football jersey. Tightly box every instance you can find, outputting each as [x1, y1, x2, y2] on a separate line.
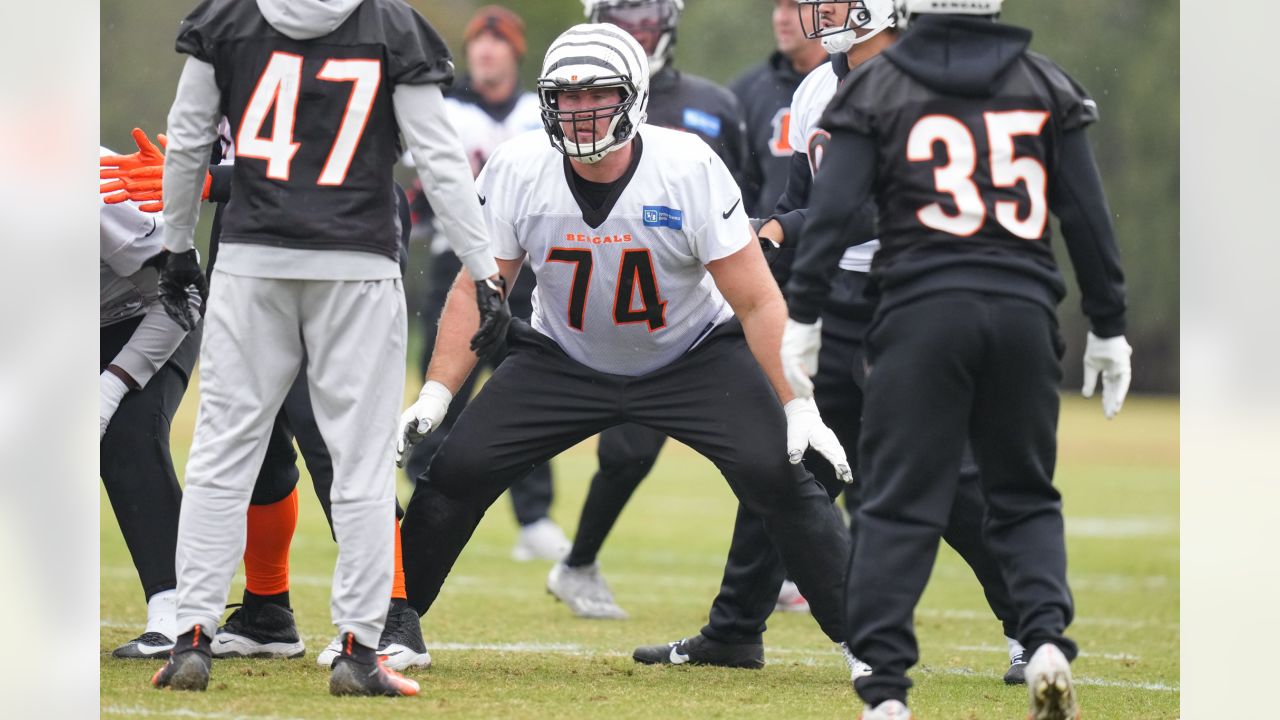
[646, 67, 749, 196]
[175, 0, 453, 260]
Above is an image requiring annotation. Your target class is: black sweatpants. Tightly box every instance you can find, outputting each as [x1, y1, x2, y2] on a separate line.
[400, 321, 852, 644]
[100, 316, 200, 601]
[850, 291, 1076, 706]
[704, 272, 1019, 645]
[406, 251, 553, 526]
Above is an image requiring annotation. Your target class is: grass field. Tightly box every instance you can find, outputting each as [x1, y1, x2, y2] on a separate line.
[101, 387, 1179, 719]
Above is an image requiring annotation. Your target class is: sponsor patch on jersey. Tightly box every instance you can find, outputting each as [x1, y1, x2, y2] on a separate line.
[642, 206, 683, 230]
[682, 108, 722, 138]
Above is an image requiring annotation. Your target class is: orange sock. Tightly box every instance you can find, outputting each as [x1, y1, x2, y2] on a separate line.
[244, 487, 298, 596]
[392, 518, 407, 600]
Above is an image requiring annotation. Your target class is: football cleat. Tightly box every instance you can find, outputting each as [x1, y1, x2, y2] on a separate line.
[839, 641, 873, 680]
[329, 633, 420, 697]
[633, 634, 764, 669]
[512, 518, 571, 562]
[1005, 645, 1028, 685]
[378, 600, 432, 671]
[151, 627, 212, 692]
[211, 602, 305, 659]
[317, 635, 343, 668]
[1025, 643, 1080, 720]
[774, 579, 811, 613]
[112, 631, 175, 660]
[860, 699, 913, 719]
[547, 561, 628, 619]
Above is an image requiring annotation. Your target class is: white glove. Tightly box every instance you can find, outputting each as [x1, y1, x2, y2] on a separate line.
[784, 397, 853, 483]
[1082, 332, 1132, 420]
[781, 318, 822, 400]
[100, 370, 130, 440]
[396, 380, 453, 468]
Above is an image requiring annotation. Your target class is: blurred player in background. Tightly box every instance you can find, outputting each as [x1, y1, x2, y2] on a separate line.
[99, 137, 203, 661]
[396, 25, 856, 672]
[149, 0, 505, 697]
[782, 1, 1132, 717]
[547, 0, 754, 622]
[400, 4, 572, 564]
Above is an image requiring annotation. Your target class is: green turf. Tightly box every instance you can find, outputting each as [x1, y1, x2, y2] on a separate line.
[101, 391, 1178, 718]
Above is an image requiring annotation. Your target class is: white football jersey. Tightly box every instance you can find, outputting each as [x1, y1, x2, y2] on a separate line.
[477, 125, 750, 376]
[789, 62, 880, 272]
[100, 145, 165, 327]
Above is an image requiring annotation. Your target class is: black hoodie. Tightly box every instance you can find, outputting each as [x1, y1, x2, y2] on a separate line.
[786, 15, 1127, 338]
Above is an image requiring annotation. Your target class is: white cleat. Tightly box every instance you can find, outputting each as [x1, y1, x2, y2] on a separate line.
[546, 561, 628, 619]
[839, 642, 873, 680]
[1025, 644, 1080, 720]
[316, 635, 342, 668]
[512, 518, 571, 562]
[774, 579, 811, 613]
[860, 699, 912, 719]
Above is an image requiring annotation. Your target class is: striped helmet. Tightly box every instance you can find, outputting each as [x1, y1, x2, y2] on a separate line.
[537, 23, 650, 164]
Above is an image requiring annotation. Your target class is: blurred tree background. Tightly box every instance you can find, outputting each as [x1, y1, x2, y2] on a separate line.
[101, 0, 1178, 393]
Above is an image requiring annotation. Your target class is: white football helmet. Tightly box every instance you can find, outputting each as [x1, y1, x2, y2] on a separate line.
[537, 23, 650, 164]
[797, 1, 896, 54]
[895, 0, 1002, 28]
[582, 0, 683, 75]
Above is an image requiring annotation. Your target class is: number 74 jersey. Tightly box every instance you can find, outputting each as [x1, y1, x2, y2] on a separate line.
[476, 126, 750, 377]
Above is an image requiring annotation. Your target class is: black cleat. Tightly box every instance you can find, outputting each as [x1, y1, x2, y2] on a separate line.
[211, 602, 305, 659]
[329, 633, 420, 697]
[1004, 648, 1028, 685]
[377, 600, 432, 670]
[112, 631, 175, 660]
[151, 627, 212, 691]
[632, 634, 764, 669]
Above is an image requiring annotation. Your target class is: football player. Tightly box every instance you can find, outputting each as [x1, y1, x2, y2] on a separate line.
[149, 0, 503, 697]
[782, 1, 1132, 718]
[547, 0, 754, 622]
[395, 24, 856, 671]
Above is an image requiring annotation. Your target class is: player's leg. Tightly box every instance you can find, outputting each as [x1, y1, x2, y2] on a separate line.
[100, 323, 199, 659]
[508, 461, 567, 560]
[967, 299, 1078, 714]
[400, 321, 616, 617]
[846, 295, 983, 710]
[548, 424, 666, 619]
[159, 273, 305, 691]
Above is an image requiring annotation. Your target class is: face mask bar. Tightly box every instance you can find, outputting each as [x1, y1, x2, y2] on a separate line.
[592, 1, 678, 35]
[797, 0, 873, 42]
[537, 78, 637, 160]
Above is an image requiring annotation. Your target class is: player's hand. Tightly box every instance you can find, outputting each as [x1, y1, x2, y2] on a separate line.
[102, 165, 212, 213]
[158, 249, 207, 332]
[1082, 332, 1132, 419]
[783, 397, 852, 483]
[781, 318, 822, 399]
[396, 380, 453, 468]
[101, 128, 167, 203]
[471, 276, 511, 359]
[99, 370, 131, 441]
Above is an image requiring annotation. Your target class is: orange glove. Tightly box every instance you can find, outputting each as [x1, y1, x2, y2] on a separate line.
[100, 127, 210, 212]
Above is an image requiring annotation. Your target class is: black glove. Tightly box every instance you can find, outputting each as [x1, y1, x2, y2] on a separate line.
[158, 249, 207, 332]
[471, 276, 511, 358]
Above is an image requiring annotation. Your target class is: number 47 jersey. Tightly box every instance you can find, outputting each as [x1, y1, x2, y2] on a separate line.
[477, 125, 750, 377]
[176, 0, 454, 260]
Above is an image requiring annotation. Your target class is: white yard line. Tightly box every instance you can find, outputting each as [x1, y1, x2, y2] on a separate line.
[102, 706, 310, 720]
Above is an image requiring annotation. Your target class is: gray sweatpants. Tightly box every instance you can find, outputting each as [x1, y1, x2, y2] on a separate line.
[175, 270, 406, 648]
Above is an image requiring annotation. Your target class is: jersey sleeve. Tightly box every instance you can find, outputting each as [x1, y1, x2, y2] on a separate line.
[383, 3, 456, 86]
[474, 155, 522, 261]
[1027, 52, 1100, 131]
[818, 74, 876, 137]
[691, 151, 752, 264]
[174, 0, 221, 63]
[100, 201, 162, 277]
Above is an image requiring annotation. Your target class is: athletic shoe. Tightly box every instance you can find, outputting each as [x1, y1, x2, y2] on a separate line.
[317, 635, 342, 668]
[512, 518, 571, 561]
[774, 579, 811, 613]
[378, 600, 432, 671]
[546, 561, 628, 619]
[1005, 646, 1028, 685]
[1025, 643, 1080, 720]
[112, 631, 174, 660]
[329, 633, 420, 697]
[211, 602, 305, 659]
[860, 699, 912, 719]
[632, 634, 764, 669]
[151, 627, 212, 692]
[839, 641, 873, 680]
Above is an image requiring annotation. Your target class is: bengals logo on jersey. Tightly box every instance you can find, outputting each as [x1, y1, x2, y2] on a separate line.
[768, 107, 794, 157]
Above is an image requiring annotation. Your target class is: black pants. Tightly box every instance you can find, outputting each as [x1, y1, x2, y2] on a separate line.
[400, 320, 851, 643]
[406, 251, 552, 526]
[100, 317, 200, 601]
[851, 291, 1076, 706]
[704, 273, 1019, 645]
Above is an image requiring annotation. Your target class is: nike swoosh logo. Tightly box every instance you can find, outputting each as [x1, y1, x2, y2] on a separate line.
[137, 642, 174, 654]
[143, 217, 158, 237]
[478, 193, 487, 206]
[669, 645, 690, 664]
[722, 198, 741, 219]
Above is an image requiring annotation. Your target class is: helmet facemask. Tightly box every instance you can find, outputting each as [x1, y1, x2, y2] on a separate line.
[538, 78, 640, 164]
[586, 0, 682, 75]
[797, 1, 895, 54]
